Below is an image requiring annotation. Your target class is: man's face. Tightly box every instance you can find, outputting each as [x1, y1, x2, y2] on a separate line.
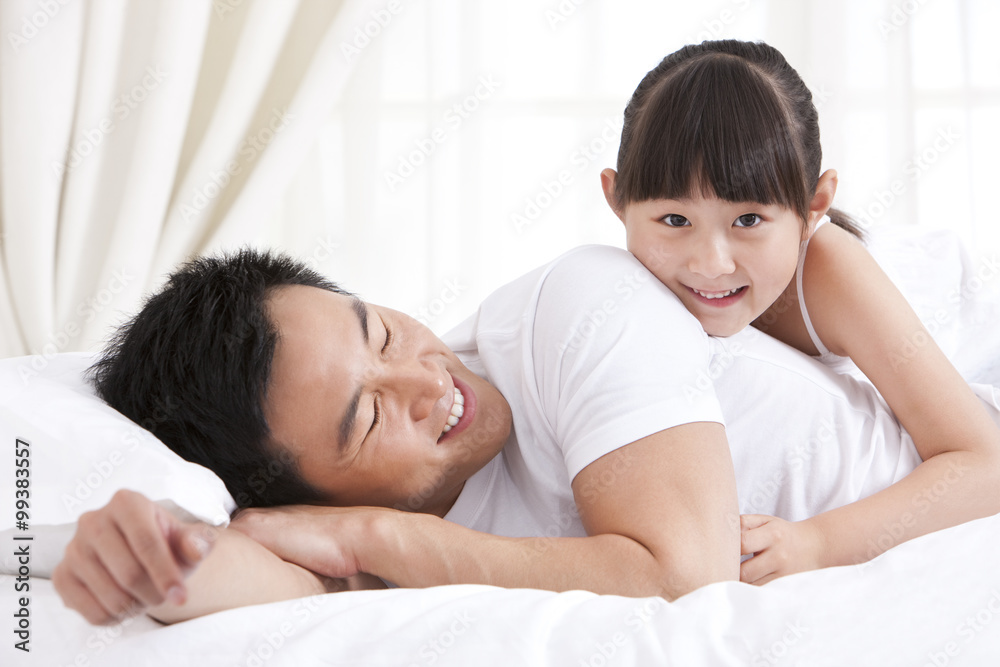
[264, 285, 512, 517]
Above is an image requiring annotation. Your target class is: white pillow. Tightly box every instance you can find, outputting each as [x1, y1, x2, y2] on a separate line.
[0, 351, 235, 576]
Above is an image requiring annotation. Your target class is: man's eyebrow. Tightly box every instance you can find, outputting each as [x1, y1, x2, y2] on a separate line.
[337, 298, 370, 451]
[352, 297, 369, 344]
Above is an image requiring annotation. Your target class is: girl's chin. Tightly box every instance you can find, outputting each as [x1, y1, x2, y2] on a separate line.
[697, 315, 753, 338]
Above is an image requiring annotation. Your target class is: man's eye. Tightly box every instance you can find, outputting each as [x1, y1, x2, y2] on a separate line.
[735, 214, 762, 228]
[661, 214, 690, 227]
[370, 396, 381, 433]
[382, 325, 393, 354]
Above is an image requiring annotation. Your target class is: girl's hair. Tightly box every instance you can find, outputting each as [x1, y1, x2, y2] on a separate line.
[613, 39, 863, 238]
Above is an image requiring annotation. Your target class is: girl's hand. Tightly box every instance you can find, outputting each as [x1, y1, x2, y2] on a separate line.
[230, 505, 385, 580]
[739, 514, 826, 585]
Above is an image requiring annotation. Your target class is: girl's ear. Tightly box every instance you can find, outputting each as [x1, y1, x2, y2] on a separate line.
[600, 168, 626, 224]
[806, 169, 838, 235]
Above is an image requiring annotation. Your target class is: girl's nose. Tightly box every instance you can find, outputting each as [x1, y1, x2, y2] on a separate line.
[689, 235, 736, 279]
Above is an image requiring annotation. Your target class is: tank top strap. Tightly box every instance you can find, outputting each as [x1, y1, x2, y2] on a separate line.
[796, 215, 832, 356]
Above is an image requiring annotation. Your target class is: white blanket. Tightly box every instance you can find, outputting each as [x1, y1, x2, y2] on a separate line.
[9, 510, 1000, 666]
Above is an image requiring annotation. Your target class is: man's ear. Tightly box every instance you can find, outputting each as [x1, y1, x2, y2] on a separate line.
[805, 169, 838, 237]
[600, 168, 626, 224]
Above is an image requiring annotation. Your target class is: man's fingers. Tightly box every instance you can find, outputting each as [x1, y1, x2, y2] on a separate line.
[230, 509, 282, 550]
[111, 498, 187, 604]
[53, 566, 121, 626]
[96, 521, 176, 606]
[230, 508, 269, 536]
[71, 544, 141, 619]
[172, 522, 218, 570]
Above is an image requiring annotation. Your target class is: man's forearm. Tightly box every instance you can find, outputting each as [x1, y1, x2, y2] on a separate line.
[356, 510, 735, 600]
[148, 528, 343, 624]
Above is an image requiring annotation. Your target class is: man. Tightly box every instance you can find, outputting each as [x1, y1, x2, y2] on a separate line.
[53, 245, 998, 625]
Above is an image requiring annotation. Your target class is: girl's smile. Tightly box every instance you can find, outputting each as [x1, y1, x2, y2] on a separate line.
[686, 284, 748, 307]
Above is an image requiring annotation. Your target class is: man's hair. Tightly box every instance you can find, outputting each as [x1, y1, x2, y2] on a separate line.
[89, 248, 347, 509]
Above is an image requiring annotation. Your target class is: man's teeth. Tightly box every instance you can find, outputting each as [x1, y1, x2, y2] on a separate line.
[441, 387, 465, 434]
[694, 287, 742, 299]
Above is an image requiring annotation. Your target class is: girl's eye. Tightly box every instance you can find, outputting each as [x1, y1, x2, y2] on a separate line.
[661, 214, 690, 228]
[734, 214, 762, 228]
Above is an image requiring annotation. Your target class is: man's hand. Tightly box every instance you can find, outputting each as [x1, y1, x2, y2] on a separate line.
[52, 489, 218, 624]
[230, 505, 381, 580]
[739, 514, 825, 585]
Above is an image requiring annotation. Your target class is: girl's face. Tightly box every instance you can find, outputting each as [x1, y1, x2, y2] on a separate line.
[621, 196, 808, 337]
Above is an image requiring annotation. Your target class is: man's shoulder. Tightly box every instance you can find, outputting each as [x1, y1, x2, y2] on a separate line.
[541, 244, 646, 288]
[446, 244, 698, 355]
[535, 244, 692, 327]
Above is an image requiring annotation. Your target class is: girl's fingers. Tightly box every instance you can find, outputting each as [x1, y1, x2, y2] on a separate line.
[747, 570, 780, 587]
[740, 524, 774, 555]
[740, 514, 771, 531]
[739, 553, 774, 585]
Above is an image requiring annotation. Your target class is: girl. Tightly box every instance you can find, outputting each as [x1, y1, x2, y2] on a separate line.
[600, 39, 1000, 585]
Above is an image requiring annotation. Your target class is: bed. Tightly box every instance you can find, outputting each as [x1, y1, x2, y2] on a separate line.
[4, 227, 1000, 666]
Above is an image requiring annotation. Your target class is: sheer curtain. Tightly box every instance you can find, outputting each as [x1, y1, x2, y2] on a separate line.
[0, 0, 377, 358]
[276, 0, 1000, 336]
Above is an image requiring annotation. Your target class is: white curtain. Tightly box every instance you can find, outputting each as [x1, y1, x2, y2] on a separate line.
[0, 0, 377, 358]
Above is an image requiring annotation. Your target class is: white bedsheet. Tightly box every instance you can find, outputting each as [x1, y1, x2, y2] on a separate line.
[8, 510, 1000, 666]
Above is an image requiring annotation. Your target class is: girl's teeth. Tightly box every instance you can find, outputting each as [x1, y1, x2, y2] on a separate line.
[695, 287, 741, 299]
[441, 387, 465, 434]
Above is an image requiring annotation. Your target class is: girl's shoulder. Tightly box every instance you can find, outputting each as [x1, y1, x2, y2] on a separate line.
[753, 223, 869, 358]
[801, 222, 874, 302]
[799, 222, 892, 357]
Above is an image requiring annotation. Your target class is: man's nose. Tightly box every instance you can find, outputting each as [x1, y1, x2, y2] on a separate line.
[388, 358, 446, 422]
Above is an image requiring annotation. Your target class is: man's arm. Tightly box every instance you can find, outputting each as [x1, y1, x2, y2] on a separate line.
[234, 422, 741, 600]
[52, 489, 381, 625]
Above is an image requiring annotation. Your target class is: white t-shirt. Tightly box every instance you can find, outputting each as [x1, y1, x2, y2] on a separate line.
[441, 245, 928, 537]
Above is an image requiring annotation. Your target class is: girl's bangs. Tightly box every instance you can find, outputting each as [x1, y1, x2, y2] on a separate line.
[618, 55, 809, 215]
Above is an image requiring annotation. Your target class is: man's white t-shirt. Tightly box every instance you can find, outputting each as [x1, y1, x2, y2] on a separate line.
[441, 245, 929, 538]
